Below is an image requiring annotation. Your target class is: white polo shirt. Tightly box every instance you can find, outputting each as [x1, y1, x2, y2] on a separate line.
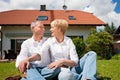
[39, 36, 78, 64]
[16, 37, 51, 67]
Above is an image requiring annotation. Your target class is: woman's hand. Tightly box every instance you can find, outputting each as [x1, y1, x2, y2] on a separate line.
[47, 60, 64, 69]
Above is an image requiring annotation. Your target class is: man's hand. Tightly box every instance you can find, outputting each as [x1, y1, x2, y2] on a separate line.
[22, 72, 27, 78]
[18, 54, 40, 73]
[18, 59, 30, 74]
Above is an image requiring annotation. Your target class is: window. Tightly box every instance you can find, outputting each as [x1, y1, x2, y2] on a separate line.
[11, 39, 26, 54]
[37, 16, 48, 20]
[69, 16, 76, 20]
[67, 35, 83, 39]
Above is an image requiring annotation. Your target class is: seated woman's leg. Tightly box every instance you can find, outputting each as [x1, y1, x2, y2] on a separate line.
[72, 51, 97, 80]
[58, 69, 74, 80]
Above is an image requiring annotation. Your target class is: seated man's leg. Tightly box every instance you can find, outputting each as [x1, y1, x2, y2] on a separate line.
[41, 67, 60, 80]
[71, 51, 97, 80]
[58, 69, 74, 80]
[26, 68, 46, 80]
[21, 77, 27, 80]
[22, 63, 45, 80]
[22, 63, 60, 80]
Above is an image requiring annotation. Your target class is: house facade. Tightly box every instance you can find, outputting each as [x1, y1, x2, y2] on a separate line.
[112, 26, 120, 55]
[0, 5, 105, 59]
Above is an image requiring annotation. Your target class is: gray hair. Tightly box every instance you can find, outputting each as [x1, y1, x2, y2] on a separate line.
[30, 21, 43, 30]
[30, 21, 36, 28]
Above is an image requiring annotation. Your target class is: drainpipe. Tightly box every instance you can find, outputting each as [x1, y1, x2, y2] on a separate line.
[0, 26, 2, 59]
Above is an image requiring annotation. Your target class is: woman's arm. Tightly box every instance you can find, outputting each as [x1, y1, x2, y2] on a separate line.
[47, 59, 77, 69]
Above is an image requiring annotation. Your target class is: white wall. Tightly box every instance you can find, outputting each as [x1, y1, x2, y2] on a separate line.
[1, 25, 96, 58]
[2, 34, 10, 59]
[66, 26, 96, 39]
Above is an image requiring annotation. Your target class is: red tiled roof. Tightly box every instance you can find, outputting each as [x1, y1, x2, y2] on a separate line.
[0, 9, 105, 25]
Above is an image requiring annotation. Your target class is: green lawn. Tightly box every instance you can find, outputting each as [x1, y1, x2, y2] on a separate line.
[0, 60, 120, 80]
[0, 61, 20, 80]
[97, 60, 120, 80]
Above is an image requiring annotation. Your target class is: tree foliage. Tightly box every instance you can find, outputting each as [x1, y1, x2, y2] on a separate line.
[105, 22, 116, 34]
[85, 29, 113, 59]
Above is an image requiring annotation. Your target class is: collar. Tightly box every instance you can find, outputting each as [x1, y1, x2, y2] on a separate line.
[31, 36, 45, 43]
[52, 36, 67, 45]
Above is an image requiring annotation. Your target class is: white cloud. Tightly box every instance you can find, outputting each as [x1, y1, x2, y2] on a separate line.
[99, 11, 120, 27]
[0, 0, 11, 11]
[0, 0, 120, 27]
[83, 0, 120, 27]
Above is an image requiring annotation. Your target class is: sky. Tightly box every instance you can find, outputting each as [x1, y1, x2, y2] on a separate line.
[0, 0, 120, 28]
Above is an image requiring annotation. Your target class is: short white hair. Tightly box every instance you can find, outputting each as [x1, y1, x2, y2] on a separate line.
[30, 20, 43, 29]
[31, 21, 36, 28]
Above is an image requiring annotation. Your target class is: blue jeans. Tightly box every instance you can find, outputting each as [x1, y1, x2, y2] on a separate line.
[58, 69, 74, 80]
[71, 51, 97, 80]
[21, 66, 60, 80]
[21, 51, 96, 80]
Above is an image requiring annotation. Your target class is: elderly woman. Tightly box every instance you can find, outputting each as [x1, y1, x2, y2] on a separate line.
[23, 19, 96, 80]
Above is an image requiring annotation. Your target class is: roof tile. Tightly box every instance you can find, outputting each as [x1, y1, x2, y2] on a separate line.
[0, 10, 105, 25]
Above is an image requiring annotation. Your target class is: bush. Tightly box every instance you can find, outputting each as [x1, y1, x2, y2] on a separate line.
[85, 29, 113, 59]
[72, 37, 86, 58]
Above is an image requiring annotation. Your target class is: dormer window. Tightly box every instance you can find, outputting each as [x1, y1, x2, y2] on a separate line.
[69, 16, 76, 20]
[37, 16, 48, 20]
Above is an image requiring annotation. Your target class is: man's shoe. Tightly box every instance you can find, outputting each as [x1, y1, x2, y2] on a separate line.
[5, 75, 21, 80]
[12, 75, 21, 80]
[5, 77, 13, 80]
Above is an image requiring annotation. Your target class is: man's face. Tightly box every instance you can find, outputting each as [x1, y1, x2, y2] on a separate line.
[33, 22, 45, 36]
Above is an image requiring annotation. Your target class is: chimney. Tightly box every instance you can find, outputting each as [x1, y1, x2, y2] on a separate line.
[40, 5, 46, 11]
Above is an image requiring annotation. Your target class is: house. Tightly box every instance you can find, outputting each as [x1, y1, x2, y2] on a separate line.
[0, 5, 105, 59]
[112, 26, 120, 55]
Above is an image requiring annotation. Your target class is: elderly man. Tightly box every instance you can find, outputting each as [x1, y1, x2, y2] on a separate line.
[16, 21, 59, 80]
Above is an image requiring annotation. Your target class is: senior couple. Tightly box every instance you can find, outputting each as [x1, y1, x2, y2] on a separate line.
[16, 19, 97, 80]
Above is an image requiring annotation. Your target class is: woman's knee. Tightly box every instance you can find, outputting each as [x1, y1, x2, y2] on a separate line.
[58, 70, 74, 80]
[87, 51, 97, 57]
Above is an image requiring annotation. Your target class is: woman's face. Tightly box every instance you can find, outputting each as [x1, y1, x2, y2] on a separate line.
[50, 26, 60, 37]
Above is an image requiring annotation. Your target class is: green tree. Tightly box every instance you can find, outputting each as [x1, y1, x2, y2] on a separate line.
[85, 29, 113, 59]
[105, 22, 116, 34]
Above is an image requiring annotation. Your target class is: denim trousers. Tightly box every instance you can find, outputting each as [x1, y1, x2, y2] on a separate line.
[21, 66, 60, 80]
[71, 51, 97, 80]
[21, 51, 96, 80]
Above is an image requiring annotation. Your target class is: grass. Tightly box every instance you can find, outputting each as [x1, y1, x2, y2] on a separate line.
[0, 59, 120, 80]
[0, 61, 20, 80]
[97, 60, 120, 80]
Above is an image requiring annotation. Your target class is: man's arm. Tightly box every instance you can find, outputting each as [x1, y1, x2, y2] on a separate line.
[26, 53, 41, 62]
[18, 53, 41, 73]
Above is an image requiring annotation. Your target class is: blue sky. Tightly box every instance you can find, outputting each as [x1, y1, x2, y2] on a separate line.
[112, 0, 120, 13]
[0, 0, 120, 27]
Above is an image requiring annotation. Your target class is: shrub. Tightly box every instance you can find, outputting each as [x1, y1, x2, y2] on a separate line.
[85, 29, 113, 59]
[72, 37, 86, 58]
